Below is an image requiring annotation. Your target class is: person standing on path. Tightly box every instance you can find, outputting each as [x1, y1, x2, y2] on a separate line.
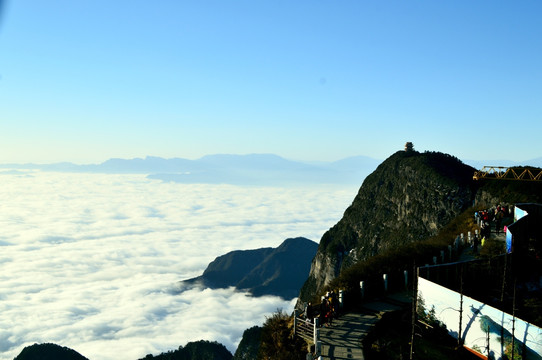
[495, 206, 504, 235]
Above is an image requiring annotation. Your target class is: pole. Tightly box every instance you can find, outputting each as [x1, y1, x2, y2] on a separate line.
[501, 254, 508, 302]
[458, 265, 464, 346]
[410, 265, 418, 360]
[314, 328, 320, 348]
[511, 279, 517, 360]
[293, 309, 298, 337]
[315, 341, 321, 357]
[486, 325, 490, 358]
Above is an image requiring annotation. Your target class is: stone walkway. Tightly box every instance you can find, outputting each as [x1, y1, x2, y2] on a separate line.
[315, 223, 506, 359]
[318, 312, 376, 359]
[458, 224, 507, 262]
[318, 293, 411, 360]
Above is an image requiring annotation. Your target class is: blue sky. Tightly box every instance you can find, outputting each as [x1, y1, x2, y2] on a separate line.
[1, 1, 541, 164]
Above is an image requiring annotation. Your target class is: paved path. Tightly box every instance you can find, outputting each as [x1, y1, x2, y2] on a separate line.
[318, 312, 376, 359]
[315, 223, 504, 359]
[458, 223, 507, 262]
[318, 293, 411, 360]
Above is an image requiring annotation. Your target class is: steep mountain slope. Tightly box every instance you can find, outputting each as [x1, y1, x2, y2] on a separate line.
[184, 247, 275, 289]
[236, 237, 319, 298]
[299, 150, 476, 301]
[182, 237, 318, 299]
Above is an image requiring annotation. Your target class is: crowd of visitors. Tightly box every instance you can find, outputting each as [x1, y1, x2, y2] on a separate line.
[473, 204, 510, 251]
[302, 290, 340, 327]
[301, 291, 341, 359]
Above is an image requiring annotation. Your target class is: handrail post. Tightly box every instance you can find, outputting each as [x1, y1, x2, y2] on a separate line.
[293, 309, 298, 337]
[313, 322, 320, 345]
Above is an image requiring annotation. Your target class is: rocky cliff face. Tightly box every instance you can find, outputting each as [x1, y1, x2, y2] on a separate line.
[474, 176, 542, 206]
[182, 237, 318, 299]
[299, 150, 476, 302]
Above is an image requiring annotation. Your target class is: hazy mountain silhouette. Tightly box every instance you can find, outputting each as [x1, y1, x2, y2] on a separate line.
[148, 154, 381, 185]
[3, 154, 541, 185]
[0, 154, 381, 185]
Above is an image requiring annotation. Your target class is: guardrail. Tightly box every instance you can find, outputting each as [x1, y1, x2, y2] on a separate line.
[293, 313, 318, 341]
[473, 166, 542, 181]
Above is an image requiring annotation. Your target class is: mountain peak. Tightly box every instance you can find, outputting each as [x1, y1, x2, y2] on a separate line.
[181, 237, 318, 299]
[299, 150, 477, 301]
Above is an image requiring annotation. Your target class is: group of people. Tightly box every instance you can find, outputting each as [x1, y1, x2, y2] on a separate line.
[473, 205, 510, 250]
[320, 290, 340, 326]
[475, 205, 509, 239]
[302, 290, 340, 327]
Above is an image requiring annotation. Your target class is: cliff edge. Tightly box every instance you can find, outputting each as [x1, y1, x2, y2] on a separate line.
[182, 237, 318, 299]
[299, 150, 476, 302]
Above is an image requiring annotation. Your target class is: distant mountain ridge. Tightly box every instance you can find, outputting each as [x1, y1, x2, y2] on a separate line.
[0, 154, 382, 185]
[2, 154, 541, 186]
[181, 237, 318, 299]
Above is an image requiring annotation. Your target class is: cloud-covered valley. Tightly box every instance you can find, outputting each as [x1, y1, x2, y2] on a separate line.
[0, 171, 357, 360]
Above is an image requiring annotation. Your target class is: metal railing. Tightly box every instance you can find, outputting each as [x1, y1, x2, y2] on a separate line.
[293, 314, 319, 342]
[473, 166, 542, 181]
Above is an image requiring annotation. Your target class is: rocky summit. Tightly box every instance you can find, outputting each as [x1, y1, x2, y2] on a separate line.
[299, 150, 477, 302]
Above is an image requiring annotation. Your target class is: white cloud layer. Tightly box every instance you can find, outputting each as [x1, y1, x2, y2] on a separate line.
[0, 172, 357, 360]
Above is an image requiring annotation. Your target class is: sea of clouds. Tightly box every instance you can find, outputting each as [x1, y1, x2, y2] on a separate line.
[0, 171, 358, 360]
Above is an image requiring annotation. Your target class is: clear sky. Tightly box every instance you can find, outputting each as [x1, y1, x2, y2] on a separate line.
[1, 1, 541, 164]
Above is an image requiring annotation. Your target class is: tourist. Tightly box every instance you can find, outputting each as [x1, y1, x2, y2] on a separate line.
[495, 207, 504, 235]
[305, 302, 313, 323]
